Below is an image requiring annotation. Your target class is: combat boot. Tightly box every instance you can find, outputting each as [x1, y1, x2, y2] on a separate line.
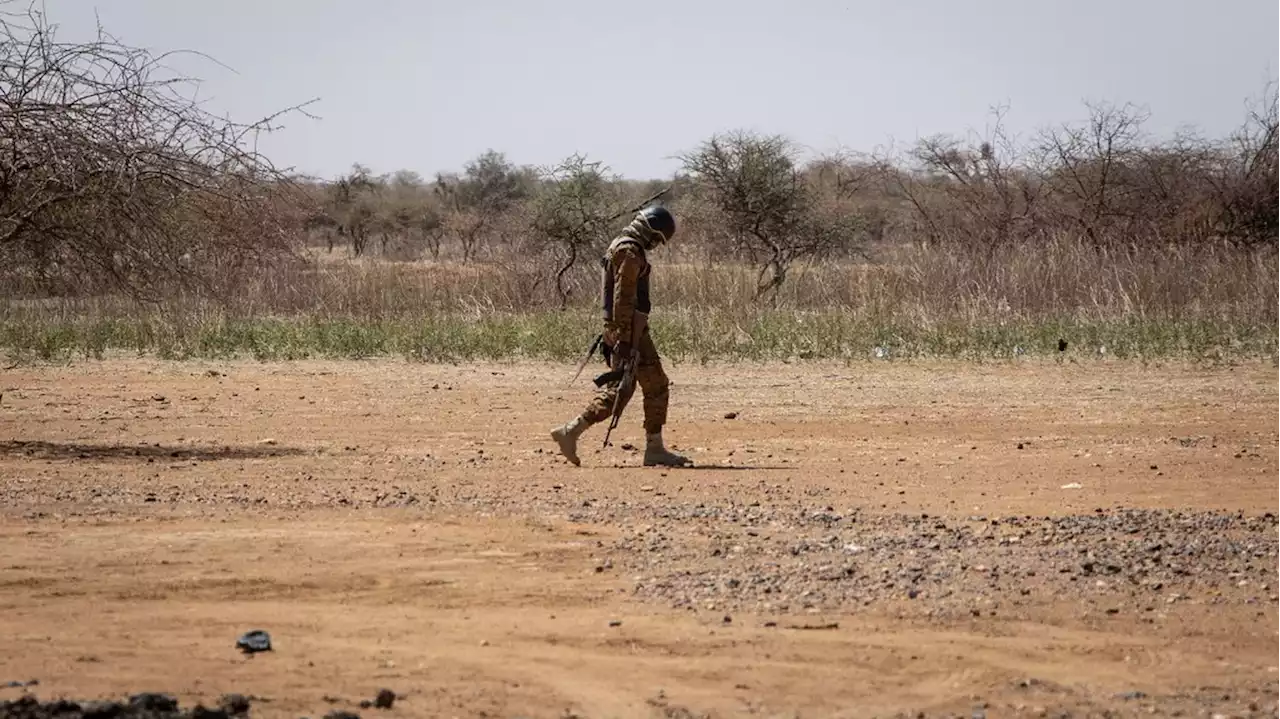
[644, 431, 692, 467]
[550, 415, 591, 466]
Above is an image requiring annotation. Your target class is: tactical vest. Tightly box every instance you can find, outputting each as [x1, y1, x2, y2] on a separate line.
[601, 236, 651, 321]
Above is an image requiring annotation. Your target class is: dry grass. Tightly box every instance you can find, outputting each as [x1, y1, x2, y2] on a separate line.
[1, 235, 1275, 364]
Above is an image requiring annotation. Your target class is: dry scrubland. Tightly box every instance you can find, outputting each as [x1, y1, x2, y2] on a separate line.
[0, 359, 1277, 719]
[1, 7, 1279, 719]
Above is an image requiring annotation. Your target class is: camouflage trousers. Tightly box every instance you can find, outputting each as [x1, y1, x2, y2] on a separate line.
[581, 329, 669, 434]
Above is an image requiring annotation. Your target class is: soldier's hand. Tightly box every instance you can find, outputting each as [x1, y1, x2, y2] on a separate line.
[612, 341, 633, 368]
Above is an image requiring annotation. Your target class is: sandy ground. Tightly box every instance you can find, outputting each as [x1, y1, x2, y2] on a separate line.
[0, 356, 1276, 719]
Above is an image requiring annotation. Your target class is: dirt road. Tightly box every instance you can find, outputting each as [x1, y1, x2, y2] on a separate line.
[0, 357, 1276, 718]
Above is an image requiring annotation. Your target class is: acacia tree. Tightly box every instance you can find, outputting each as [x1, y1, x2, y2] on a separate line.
[0, 3, 316, 300]
[531, 154, 672, 307]
[679, 130, 863, 302]
[433, 149, 531, 262]
[531, 154, 623, 307]
[323, 164, 381, 256]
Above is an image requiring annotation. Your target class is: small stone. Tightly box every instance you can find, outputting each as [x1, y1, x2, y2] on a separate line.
[219, 694, 251, 716]
[191, 706, 230, 719]
[374, 689, 396, 709]
[724, 412, 738, 419]
[609, 620, 622, 627]
[359, 700, 373, 709]
[324, 712, 361, 719]
[908, 589, 919, 599]
[235, 629, 272, 653]
[81, 701, 127, 719]
[129, 693, 178, 712]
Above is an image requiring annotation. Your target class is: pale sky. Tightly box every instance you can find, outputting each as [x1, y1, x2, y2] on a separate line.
[38, 0, 1280, 181]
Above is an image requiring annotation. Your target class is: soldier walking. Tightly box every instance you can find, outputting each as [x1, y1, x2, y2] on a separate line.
[550, 205, 693, 468]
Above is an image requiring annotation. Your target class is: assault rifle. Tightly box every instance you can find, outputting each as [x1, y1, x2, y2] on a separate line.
[600, 312, 647, 449]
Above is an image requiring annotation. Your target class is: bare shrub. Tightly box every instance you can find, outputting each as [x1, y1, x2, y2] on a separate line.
[1034, 101, 1157, 243]
[0, 3, 316, 300]
[884, 105, 1045, 250]
[1206, 81, 1278, 246]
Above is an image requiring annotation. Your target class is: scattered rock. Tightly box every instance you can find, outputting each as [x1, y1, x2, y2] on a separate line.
[723, 412, 738, 420]
[235, 630, 271, 654]
[129, 694, 178, 713]
[218, 694, 251, 716]
[374, 690, 395, 710]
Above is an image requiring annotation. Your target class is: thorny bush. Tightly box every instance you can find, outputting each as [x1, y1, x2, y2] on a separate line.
[0, 3, 316, 301]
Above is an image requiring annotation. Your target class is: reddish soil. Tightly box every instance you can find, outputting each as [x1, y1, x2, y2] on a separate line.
[0, 357, 1276, 718]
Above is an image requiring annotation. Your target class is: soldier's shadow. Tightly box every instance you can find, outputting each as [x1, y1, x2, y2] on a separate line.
[679, 463, 789, 471]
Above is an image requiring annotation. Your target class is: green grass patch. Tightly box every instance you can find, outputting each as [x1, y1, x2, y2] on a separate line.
[1, 308, 1274, 364]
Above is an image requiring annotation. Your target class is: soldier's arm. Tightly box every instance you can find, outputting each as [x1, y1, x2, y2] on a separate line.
[610, 245, 643, 344]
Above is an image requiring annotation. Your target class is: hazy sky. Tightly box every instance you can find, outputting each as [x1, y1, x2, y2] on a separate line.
[39, 0, 1280, 181]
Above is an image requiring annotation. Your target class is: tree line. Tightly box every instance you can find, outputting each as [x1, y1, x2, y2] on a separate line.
[300, 92, 1277, 302]
[1, 4, 1275, 306]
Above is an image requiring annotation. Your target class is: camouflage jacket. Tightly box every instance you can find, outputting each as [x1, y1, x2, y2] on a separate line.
[600, 230, 652, 347]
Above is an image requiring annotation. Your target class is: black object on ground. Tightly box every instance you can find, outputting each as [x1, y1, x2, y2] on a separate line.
[235, 630, 271, 654]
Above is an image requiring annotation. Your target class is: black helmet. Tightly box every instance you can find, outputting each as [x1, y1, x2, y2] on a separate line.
[635, 205, 676, 245]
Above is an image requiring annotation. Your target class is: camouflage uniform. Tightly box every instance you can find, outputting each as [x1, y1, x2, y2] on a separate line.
[550, 208, 691, 468]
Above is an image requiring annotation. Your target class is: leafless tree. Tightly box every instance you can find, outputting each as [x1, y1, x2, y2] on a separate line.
[0, 2, 318, 300]
[1206, 80, 1278, 246]
[1033, 101, 1153, 244]
[882, 104, 1045, 251]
